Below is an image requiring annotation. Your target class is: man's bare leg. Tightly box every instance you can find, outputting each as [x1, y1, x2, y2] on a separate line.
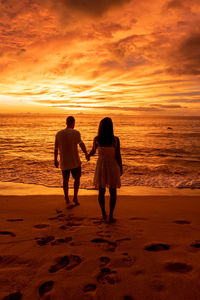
[73, 177, 80, 205]
[62, 170, 70, 205]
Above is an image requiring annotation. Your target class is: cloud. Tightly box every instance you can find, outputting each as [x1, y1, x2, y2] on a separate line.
[165, 0, 200, 12]
[44, 0, 131, 17]
[167, 98, 200, 103]
[151, 104, 185, 109]
[51, 104, 163, 111]
[165, 30, 200, 75]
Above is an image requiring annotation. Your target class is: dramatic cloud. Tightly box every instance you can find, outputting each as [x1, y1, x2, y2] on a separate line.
[0, 0, 200, 115]
[44, 0, 131, 17]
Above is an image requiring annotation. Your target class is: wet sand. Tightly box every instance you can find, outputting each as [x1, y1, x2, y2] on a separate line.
[1, 191, 200, 299]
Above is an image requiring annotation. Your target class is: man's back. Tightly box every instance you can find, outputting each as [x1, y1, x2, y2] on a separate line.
[55, 128, 82, 170]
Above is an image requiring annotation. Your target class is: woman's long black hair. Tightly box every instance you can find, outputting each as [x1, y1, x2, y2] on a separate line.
[97, 117, 115, 146]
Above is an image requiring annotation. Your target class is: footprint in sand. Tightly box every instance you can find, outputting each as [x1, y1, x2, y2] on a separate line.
[35, 236, 55, 246]
[145, 243, 170, 252]
[34, 224, 49, 229]
[91, 238, 117, 252]
[65, 221, 81, 227]
[116, 238, 131, 242]
[66, 216, 85, 222]
[59, 225, 67, 230]
[57, 213, 66, 218]
[38, 280, 54, 297]
[51, 237, 72, 246]
[83, 283, 97, 293]
[173, 220, 191, 225]
[0, 231, 16, 237]
[97, 267, 118, 285]
[49, 255, 82, 273]
[164, 262, 192, 273]
[56, 209, 63, 214]
[48, 217, 58, 221]
[124, 296, 134, 300]
[129, 217, 148, 221]
[6, 219, 24, 222]
[2, 291, 23, 300]
[150, 279, 165, 292]
[90, 217, 106, 225]
[191, 241, 200, 249]
[100, 256, 110, 267]
[110, 255, 136, 269]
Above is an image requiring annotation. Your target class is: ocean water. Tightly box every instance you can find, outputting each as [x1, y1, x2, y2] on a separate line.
[0, 114, 200, 189]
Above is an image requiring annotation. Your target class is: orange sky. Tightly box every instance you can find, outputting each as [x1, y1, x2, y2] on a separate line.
[0, 0, 200, 115]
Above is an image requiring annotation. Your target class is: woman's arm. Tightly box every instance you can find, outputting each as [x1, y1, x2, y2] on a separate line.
[115, 137, 123, 175]
[87, 137, 98, 160]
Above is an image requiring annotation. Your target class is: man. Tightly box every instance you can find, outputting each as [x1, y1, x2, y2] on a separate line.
[54, 116, 88, 208]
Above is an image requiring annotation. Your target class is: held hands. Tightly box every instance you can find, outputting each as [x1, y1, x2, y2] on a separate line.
[54, 159, 59, 168]
[86, 153, 90, 161]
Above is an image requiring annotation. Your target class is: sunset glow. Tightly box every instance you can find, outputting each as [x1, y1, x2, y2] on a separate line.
[0, 0, 200, 114]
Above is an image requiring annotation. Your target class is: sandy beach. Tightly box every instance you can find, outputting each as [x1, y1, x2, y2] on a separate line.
[1, 184, 200, 299]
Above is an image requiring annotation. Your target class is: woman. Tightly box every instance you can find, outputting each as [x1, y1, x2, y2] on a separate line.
[87, 117, 123, 222]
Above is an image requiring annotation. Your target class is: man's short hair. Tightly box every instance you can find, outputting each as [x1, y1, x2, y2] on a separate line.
[66, 116, 75, 125]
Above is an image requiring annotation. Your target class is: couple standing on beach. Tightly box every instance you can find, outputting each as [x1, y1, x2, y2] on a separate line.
[54, 116, 123, 222]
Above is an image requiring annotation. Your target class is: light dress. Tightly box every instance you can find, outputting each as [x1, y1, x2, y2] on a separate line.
[94, 143, 121, 189]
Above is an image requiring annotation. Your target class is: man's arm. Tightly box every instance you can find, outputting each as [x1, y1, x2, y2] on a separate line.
[79, 142, 88, 159]
[54, 136, 59, 168]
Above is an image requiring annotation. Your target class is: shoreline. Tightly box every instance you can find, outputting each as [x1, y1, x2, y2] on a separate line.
[1, 181, 200, 196]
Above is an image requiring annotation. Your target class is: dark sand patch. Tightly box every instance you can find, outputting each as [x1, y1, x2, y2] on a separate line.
[33, 224, 49, 229]
[191, 241, 200, 249]
[164, 262, 192, 273]
[35, 236, 55, 246]
[6, 219, 24, 222]
[38, 280, 54, 297]
[151, 279, 165, 291]
[83, 283, 97, 293]
[57, 213, 66, 218]
[100, 256, 110, 266]
[173, 220, 191, 225]
[91, 238, 117, 252]
[51, 237, 72, 246]
[97, 267, 118, 285]
[65, 255, 82, 270]
[124, 296, 134, 300]
[49, 256, 69, 273]
[49, 255, 82, 273]
[129, 217, 148, 221]
[145, 243, 170, 252]
[65, 222, 81, 227]
[2, 291, 23, 300]
[59, 225, 67, 230]
[0, 231, 16, 237]
[116, 238, 131, 242]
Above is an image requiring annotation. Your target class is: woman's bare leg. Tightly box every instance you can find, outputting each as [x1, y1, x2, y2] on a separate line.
[109, 188, 117, 221]
[98, 187, 106, 219]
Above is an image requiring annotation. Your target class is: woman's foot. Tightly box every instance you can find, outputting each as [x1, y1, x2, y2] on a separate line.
[66, 202, 74, 209]
[73, 198, 80, 206]
[102, 213, 107, 220]
[108, 216, 116, 223]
